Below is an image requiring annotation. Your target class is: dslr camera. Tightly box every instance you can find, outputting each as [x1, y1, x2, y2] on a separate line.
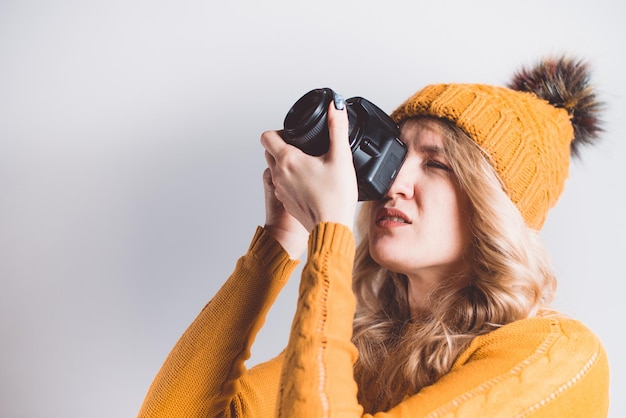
[281, 88, 407, 201]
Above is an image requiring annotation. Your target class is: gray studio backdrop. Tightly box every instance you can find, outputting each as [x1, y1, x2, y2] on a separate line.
[1, 0, 624, 417]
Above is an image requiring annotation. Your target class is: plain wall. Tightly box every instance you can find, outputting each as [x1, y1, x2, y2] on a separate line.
[1, 0, 624, 416]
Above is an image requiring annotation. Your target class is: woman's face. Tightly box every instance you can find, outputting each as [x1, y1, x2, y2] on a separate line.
[368, 119, 472, 282]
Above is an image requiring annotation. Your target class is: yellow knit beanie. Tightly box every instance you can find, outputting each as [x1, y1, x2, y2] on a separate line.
[390, 57, 603, 230]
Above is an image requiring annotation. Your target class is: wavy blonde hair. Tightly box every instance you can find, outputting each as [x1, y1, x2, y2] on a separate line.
[351, 117, 557, 411]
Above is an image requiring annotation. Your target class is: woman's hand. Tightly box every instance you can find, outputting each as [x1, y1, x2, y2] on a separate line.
[261, 99, 358, 233]
[262, 168, 309, 259]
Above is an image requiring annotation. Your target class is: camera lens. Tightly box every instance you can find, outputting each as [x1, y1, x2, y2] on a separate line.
[281, 87, 407, 201]
[282, 88, 334, 156]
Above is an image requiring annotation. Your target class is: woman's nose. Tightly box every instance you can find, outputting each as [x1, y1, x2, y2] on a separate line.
[385, 163, 415, 199]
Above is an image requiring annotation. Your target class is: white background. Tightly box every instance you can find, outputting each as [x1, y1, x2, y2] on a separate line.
[1, 1, 624, 417]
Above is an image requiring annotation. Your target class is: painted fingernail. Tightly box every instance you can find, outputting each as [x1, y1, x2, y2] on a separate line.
[333, 93, 345, 110]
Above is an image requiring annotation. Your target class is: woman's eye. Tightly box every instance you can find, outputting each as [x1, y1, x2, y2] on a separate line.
[426, 160, 452, 172]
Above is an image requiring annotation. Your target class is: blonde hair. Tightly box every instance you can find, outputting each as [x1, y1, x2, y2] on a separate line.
[351, 117, 557, 411]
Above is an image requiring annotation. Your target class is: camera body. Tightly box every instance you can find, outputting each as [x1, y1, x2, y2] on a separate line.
[281, 88, 407, 201]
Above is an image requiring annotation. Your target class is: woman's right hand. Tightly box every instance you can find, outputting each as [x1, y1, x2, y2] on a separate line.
[262, 168, 309, 259]
[261, 100, 358, 234]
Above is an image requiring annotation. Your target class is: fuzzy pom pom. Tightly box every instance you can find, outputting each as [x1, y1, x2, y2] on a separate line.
[508, 56, 604, 157]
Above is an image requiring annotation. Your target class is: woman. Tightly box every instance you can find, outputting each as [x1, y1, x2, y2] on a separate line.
[138, 56, 610, 417]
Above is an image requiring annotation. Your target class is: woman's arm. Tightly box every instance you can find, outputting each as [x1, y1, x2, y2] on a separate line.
[137, 227, 300, 418]
[277, 222, 362, 417]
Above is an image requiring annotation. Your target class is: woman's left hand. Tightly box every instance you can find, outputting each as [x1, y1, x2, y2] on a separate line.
[261, 99, 358, 233]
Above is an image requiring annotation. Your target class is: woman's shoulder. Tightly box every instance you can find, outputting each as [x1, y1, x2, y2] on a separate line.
[447, 315, 609, 416]
[464, 315, 605, 362]
[451, 315, 609, 392]
[494, 315, 602, 347]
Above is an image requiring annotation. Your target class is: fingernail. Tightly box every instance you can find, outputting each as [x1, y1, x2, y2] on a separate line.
[333, 93, 345, 110]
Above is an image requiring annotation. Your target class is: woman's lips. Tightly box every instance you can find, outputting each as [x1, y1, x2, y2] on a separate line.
[375, 207, 412, 227]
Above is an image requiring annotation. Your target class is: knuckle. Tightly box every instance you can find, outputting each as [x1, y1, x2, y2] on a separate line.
[277, 148, 299, 170]
[260, 130, 275, 146]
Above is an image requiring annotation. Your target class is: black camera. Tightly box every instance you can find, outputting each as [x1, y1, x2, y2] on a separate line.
[281, 88, 407, 201]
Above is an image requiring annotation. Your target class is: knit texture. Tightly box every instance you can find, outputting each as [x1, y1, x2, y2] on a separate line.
[138, 224, 610, 417]
[391, 84, 574, 230]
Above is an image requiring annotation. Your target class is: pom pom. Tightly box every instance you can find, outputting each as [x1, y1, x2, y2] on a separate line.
[508, 56, 604, 158]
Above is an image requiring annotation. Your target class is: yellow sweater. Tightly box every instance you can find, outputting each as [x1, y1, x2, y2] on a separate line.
[138, 223, 610, 417]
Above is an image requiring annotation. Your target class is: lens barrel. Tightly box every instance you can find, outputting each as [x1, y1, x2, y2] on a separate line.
[282, 88, 334, 156]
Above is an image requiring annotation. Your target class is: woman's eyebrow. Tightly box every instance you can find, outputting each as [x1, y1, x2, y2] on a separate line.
[417, 144, 446, 155]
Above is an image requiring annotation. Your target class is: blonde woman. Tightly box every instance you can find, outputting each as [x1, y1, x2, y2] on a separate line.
[139, 56, 609, 417]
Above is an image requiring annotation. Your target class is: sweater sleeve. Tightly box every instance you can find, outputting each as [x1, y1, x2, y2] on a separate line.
[277, 222, 362, 417]
[275, 224, 610, 418]
[137, 226, 300, 418]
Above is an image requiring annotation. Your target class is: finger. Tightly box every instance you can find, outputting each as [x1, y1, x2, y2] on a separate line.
[263, 152, 286, 202]
[263, 168, 285, 220]
[262, 167, 274, 191]
[264, 150, 276, 170]
[260, 130, 287, 159]
[326, 96, 350, 158]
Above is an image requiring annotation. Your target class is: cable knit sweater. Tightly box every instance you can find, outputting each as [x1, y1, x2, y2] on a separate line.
[138, 223, 609, 417]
